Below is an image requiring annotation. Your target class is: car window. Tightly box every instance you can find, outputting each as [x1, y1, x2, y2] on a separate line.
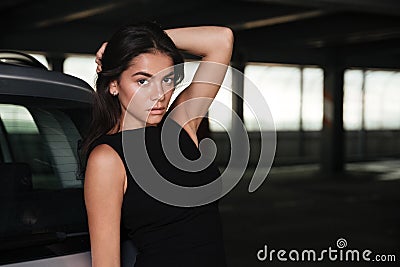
[0, 103, 90, 264]
[0, 104, 83, 189]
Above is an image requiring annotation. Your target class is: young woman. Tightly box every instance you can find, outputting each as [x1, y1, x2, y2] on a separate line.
[80, 22, 233, 267]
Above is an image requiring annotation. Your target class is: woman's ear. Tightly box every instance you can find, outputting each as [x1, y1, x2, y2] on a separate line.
[109, 81, 119, 96]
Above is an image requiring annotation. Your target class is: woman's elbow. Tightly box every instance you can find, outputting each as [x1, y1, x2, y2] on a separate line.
[220, 27, 234, 50]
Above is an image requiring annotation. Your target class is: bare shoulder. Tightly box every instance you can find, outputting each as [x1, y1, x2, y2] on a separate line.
[85, 144, 126, 189]
[88, 144, 119, 162]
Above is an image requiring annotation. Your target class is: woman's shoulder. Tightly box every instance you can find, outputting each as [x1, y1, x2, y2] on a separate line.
[86, 133, 124, 166]
[85, 142, 126, 183]
[87, 143, 121, 167]
[84, 143, 126, 204]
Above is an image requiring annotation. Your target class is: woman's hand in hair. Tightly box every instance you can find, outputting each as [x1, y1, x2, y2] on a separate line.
[95, 42, 108, 73]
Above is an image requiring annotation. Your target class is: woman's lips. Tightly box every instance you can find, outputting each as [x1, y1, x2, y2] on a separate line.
[149, 107, 165, 115]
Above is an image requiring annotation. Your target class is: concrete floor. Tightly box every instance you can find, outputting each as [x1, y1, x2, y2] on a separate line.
[219, 160, 400, 267]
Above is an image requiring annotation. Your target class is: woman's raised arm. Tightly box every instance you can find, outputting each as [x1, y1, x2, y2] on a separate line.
[165, 26, 234, 139]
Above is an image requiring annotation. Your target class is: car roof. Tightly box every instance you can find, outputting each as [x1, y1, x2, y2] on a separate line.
[0, 60, 94, 104]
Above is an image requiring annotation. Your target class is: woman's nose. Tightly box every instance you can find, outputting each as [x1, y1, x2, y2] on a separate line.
[150, 81, 165, 101]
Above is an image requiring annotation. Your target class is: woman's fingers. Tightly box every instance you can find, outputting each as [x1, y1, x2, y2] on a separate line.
[95, 42, 108, 73]
[96, 42, 108, 59]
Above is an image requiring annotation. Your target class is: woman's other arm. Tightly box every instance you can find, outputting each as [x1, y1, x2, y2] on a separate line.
[84, 144, 126, 267]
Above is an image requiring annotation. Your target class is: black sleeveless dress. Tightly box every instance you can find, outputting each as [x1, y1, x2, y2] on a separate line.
[88, 113, 227, 267]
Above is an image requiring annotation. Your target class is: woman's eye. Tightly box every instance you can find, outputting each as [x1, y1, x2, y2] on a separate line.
[138, 79, 149, 86]
[163, 77, 173, 85]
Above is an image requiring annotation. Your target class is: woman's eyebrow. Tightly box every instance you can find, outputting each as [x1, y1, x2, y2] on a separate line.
[131, 71, 174, 78]
[132, 71, 153, 77]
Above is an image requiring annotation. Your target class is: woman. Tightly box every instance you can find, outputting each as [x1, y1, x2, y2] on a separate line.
[80, 22, 233, 267]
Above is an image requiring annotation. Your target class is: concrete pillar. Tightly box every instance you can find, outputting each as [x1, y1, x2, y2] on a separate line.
[230, 55, 246, 167]
[321, 51, 345, 173]
[231, 57, 245, 124]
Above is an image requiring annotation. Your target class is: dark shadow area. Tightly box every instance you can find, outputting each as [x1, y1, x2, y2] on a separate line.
[220, 161, 400, 266]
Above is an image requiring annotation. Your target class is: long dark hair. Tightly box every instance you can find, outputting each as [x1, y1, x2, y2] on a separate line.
[78, 21, 184, 176]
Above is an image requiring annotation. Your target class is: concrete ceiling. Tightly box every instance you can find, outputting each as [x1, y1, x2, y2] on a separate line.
[1, 0, 400, 68]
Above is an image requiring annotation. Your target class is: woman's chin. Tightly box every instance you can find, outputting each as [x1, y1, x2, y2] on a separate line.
[146, 115, 163, 125]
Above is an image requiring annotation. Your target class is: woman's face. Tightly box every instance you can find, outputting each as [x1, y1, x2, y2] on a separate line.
[111, 52, 175, 129]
